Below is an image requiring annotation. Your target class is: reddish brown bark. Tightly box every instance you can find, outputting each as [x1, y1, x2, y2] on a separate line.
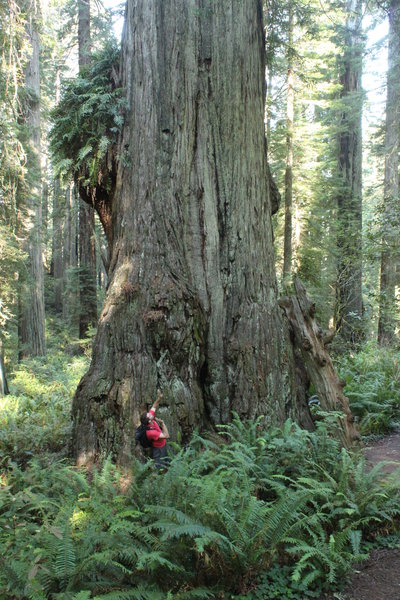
[72, 0, 305, 465]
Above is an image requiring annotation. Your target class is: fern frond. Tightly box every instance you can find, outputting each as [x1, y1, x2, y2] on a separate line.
[52, 521, 76, 587]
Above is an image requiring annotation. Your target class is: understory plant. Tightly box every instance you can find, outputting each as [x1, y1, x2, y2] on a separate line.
[1, 414, 399, 599]
[336, 343, 400, 435]
[0, 351, 87, 462]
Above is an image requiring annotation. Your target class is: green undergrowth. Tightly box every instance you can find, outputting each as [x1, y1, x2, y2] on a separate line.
[1, 341, 400, 597]
[336, 343, 400, 436]
[0, 349, 88, 462]
[1, 415, 400, 599]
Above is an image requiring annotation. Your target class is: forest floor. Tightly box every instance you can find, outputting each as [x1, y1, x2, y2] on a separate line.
[321, 428, 400, 600]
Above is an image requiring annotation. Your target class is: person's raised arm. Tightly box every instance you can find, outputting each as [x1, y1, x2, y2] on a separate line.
[150, 389, 163, 412]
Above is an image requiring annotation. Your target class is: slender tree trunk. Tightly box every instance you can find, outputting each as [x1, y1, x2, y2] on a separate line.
[335, 0, 364, 346]
[79, 203, 97, 337]
[378, 0, 400, 345]
[52, 64, 64, 313]
[0, 338, 9, 396]
[53, 177, 64, 313]
[72, 0, 308, 465]
[63, 182, 78, 321]
[283, 3, 294, 289]
[264, 1, 272, 157]
[77, 0, 97, 338]
[42, 179, 48, 232]
[78, 0, 90, 70]
[18, 4, 46, 359]
[265, 68, 272, 156]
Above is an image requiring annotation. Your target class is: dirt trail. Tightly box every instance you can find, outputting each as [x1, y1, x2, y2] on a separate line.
[322, 429, 400, 600]
[364, 429, 400, 474]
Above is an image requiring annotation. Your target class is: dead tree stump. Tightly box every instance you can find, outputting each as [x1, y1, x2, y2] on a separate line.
[280, 277, 360, 447]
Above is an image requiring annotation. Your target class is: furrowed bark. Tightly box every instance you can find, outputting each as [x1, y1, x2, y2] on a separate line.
[72, 0, 305, 465]
[18, 6, 46, 359]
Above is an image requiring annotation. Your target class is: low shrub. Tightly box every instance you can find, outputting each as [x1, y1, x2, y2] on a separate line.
[336, 343, 400, 436]
[0, 352, 87, 462]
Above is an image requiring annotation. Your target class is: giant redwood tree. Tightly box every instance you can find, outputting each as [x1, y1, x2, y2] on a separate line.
[18, 3, 46, 359]
[378, 0, 400, 346]
[72, 0, 357, 464]
[335, 0, 364, 346]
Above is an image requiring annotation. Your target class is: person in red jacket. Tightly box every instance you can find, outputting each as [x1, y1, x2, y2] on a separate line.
[140, 389, 170, 468]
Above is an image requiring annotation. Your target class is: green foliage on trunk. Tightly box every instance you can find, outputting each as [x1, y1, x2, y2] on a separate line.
[49, 43, 124, 189]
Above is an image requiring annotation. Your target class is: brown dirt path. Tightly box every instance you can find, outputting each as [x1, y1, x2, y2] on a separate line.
[364, 429, 400, 474]
[320, 430, 400, 600]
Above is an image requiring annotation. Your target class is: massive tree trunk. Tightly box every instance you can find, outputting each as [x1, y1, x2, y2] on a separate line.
[335, 0, 363, 346]
[378, 0, 400, 346]
[283, 2, 295, 289]
[77, 0, 97, 338]
[18, 5, 46, 359]
[72, 0, 311, 465]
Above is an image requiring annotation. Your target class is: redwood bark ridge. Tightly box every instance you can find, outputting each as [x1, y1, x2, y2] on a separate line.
[72, 0, 303, 464]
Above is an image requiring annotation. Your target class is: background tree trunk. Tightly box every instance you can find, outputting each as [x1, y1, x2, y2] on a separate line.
[52, 65, 64, 314]
[78, 0, 90, 71]
[72, 0, 307, 465]
[53, 178, 64, 314]
[18, 5, 46, 359]
[78, 203, 97, 337]
[63, 182, 78, 322]
[77, 0, 97, 338]
[335, 0, 364, 346]
[378, 0, 400, 345]
[0, 338, 9, 396]
[283, 2, 294, 289]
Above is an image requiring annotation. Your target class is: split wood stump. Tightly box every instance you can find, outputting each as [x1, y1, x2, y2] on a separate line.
[280, 277, 360, 447]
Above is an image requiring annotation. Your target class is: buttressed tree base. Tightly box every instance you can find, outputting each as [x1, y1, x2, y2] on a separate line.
[72, 0, 358, 465]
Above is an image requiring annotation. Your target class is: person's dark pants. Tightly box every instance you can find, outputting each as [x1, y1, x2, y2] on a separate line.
[152, 445, 169, 469]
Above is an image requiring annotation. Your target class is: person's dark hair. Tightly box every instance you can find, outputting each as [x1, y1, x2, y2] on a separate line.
[140, 411, 150, 427]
